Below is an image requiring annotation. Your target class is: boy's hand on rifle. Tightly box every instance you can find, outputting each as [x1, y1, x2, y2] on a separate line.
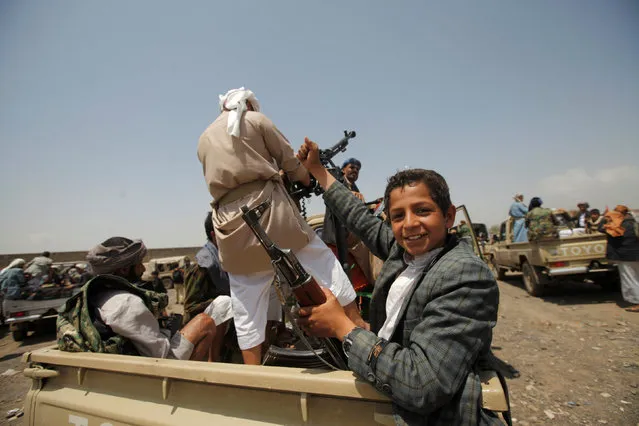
[297, 287, 356, 340]
[297, 138, 338, 192]
[296, 137, 322, 171]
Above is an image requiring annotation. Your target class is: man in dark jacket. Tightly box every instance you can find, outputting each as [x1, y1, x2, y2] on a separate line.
[150, 271, 167, 294]
[322, 157, 364, 246]
[322, 158, 377, 288]
[600, 205, 639, 312]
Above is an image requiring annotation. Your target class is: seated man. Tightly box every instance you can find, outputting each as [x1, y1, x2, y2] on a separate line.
[180, 213, 237, 360]
[24, 251, 53, 289]
[586, 208, 603, 234]
[184, 212, 232, 325]
[57, 237, 232, 362]
[525, 197, 558, 241]
[0, 259, 28, 300]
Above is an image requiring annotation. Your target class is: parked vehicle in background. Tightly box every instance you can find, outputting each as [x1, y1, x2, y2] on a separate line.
[141, 256, 189, 289]
[2, 261, 85, 341]
[485, 211, 618, 296]
[3, 293, 79, 341]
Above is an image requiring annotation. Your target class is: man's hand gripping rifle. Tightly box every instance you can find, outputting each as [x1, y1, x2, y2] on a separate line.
[241, 201, 347, 370]
[288, 130, 356, 201]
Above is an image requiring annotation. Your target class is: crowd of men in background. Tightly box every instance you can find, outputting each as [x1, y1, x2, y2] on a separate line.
[0, 252, 90, 301]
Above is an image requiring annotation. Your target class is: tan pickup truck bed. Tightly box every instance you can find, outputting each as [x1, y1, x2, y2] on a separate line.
[22, 346, 395, 426]
[21, 345, 509, 425]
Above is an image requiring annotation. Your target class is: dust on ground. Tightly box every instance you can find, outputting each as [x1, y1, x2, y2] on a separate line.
[1, 282, 638, 426]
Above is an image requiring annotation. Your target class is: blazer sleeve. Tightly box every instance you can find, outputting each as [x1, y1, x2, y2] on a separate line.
[323, 182, 395, 261]
[345, 255, 499, 415]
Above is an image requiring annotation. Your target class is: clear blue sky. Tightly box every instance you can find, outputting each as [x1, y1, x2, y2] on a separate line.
[1, 1, 638, 253]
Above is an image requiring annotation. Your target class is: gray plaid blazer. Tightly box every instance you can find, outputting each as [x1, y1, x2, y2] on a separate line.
[324, 183, 504, 425]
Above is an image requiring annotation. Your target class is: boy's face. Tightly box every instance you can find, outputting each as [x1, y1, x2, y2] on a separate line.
[388, 182, 455, 257]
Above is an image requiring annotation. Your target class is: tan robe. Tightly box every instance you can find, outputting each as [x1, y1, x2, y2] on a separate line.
[197, 111, 314, 274]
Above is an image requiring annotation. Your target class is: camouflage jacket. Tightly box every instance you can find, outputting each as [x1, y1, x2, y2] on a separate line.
[525, 207, 557, 241]
[182, 263, 226, 325]
[57, 274, 169, 355]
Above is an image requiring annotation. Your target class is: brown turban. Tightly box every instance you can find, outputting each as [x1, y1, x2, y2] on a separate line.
[86, 237, 147, 275]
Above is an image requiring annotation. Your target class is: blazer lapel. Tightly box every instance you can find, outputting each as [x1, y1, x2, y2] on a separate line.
[389, 236, 460, 343]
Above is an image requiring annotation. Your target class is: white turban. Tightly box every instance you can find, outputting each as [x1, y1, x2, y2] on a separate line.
[218, 87, 261, 137]
[1, 258, 26, 273]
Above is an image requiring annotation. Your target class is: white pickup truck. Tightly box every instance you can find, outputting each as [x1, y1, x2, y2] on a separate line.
[3, 289, 80, 341]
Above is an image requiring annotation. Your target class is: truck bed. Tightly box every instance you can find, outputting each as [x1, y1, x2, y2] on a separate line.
[22, 347, 395, 426]
[3, 290, 80, 324]
[491, 232, 608, 271]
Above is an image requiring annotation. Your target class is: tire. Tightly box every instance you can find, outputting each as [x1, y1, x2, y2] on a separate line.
[522, 262, 546, 297]
[596, 271, 621, 292]
[312, 225, 324, 240]
[12, 328, 26, 342]
[488, 256, 506, 281]
[162, 277, 174, 290]
[308, 221, 324, 240]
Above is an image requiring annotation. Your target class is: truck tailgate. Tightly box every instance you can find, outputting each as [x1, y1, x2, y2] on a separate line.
[23, 348, 393, 426]
[3, 293, 78, 323]
[540, 235, 608, 263]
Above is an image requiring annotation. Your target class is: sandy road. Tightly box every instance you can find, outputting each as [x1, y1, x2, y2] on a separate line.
[1, 281, 638, 425]
[492, 275, 639, 425]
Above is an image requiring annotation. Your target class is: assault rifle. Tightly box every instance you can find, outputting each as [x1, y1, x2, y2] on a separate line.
[288, 130, 356, 201]
[241, 200, 347, 370]
[241, 201, 328, 307]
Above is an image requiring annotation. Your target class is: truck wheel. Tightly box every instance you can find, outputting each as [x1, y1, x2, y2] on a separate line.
[162, 278, 174, 290]
[12, 328, 26, 342]
[308, 221, 324, 239]
[488, 257, 506, 281]
[597, 271, 621, 292]
[522, 262, 546, 297]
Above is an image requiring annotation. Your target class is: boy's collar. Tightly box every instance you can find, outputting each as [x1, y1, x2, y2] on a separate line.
[402, 234, 458, 265]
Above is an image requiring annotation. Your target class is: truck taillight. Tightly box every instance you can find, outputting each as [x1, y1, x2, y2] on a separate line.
[550, 261, 566, 268]
[11, 311, 26, 317]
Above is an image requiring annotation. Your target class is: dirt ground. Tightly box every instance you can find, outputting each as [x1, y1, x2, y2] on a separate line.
[1, 280, 638, 426]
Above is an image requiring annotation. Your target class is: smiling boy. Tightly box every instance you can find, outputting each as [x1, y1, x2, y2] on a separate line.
[296, 139, 504, 425]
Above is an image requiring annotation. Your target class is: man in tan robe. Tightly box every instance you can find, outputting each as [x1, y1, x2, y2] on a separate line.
[197, 88, 361, 364]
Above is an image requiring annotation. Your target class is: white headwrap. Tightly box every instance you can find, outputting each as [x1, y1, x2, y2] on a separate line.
[218, 87, 261, 137]
[1, 258, 26, 274]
